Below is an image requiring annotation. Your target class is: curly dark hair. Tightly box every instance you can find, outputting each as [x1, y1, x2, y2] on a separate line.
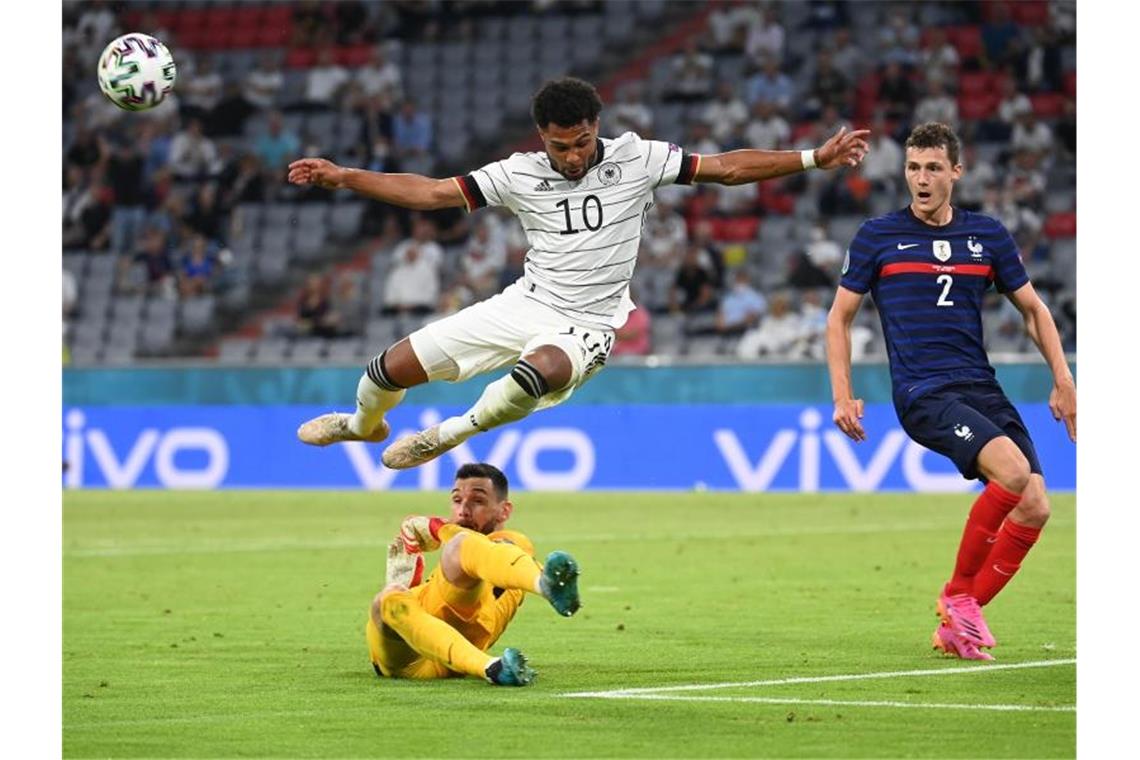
[531, 77, 603, 129]
[905, 122, 961, 166]
[455, 463, 510, 500]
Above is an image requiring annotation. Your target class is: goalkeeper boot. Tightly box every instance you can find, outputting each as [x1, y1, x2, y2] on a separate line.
[485, 647, 536, 686]
[539, 550, 580, 617]
[932, 623, 994, 661]
[381, 425, 455, 469]
[297, 413, 390, 446]
[937, 586, 997, 648]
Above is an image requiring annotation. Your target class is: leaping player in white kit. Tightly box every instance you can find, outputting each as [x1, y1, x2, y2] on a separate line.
[289, 77, 869, 469]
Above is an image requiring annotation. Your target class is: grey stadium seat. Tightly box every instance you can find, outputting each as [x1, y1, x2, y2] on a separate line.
[217, 337, 255, 364]
[179, 296, 216, 336]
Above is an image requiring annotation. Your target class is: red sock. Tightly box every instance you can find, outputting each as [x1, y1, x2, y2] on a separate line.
[973, 518, 1042, 606]
[945, 482, 1022, 596]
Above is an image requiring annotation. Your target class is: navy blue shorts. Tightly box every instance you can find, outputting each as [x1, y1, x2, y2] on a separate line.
[898, 382, 1042, 481]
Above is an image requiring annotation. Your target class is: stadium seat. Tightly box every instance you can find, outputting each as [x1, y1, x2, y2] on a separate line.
[1030, 92, 1065, 118]
[179, 296, 217, 335]
[958, 93, 997, 122]
[1050, 239, 1076, 280]
[946, 25, 983, 61]
[294, 227, 329, 263]
[68, 342, 102, 365]
[264, 203, 297, 230]
[139, 321, 176, 355]
[1044, 212, 1077, 239]
[330, 203, 366, 241]
[1011, 0, 1049, 25]
[255, 251, 291, 286]
[710, 218, 760, 242]
[251, 336, 291, 364]
[290, 338, 326, 363]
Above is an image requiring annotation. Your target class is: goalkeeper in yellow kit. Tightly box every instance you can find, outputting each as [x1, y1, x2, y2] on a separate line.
[366, 463, 580, 686]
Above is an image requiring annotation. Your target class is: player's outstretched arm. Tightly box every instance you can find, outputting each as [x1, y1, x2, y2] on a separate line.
[694, 126, 870, 186]
[287, 158, 466, 210]
[826, 286, 867, 442]
[1007, 283, 1076, 442]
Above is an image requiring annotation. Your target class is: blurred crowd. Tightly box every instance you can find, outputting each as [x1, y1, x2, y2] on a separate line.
[63, 0, 1076, 363]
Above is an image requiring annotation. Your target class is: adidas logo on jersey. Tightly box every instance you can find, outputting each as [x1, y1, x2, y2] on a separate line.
[534, 179, 554, 191]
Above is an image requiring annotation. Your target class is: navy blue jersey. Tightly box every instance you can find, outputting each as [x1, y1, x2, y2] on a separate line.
[840, 206, 1029, 414]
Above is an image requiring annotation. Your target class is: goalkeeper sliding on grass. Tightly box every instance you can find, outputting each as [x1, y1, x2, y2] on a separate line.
[366, 462, 580, 686]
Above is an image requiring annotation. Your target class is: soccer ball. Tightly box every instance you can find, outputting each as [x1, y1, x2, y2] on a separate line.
[96, 33, 177, 112]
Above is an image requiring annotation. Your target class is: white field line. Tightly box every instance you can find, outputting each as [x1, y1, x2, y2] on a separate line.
[65, 520, 977, 558]
[569, 694, 1075, 713]
[562, 658, 1077, 699]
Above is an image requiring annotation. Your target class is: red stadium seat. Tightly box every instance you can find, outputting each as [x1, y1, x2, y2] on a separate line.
[710, 217, 760, 242]
[121, 10, 143, 30]
[1030, 92, 1065, 118]
[958, 71, 992, 96]
[177, 27, 212, 50]
[1012, 1, 1050, 26]
[791, 122, 815, 144]
[1063, 71, 1076, 98]
[958, 93, 996, 121]
[335, 45, 373, 67]
[286, 47, 317, 68]
[1044, 212, 1076, 239]
[228, 27, 260, 50]
[981, 2, 1012, 22]
[257, 25, 292, 47]
[233, 8, 263, 29]
[945, 26, 983, 61]
[173, 10, 204, 32]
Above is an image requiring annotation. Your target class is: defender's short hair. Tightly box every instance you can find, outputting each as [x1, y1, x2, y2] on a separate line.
[905, 122, 962, 166]
[531, 77, 603, 129]
[455, 463, 509, 500]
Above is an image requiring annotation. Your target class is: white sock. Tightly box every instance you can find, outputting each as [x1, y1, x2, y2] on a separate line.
[348, 373, 405, 436]
[438, 375, 539, 446]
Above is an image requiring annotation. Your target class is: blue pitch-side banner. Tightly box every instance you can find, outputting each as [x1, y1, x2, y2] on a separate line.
[61, 404, 1075, 492]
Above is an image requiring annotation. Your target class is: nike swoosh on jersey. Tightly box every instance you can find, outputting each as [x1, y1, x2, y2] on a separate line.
[897, 243, 920, 250]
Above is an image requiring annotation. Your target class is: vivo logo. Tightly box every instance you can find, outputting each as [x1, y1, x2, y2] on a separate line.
[64, 409, 229, 489]
[713, 408, 973, 493]
[344, 409, 595, 491]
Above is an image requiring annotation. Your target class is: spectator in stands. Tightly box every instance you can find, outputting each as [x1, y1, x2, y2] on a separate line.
[127, 228, 176, 298]
[983, 185, 1042, 241]
[245, 52, 285, 110]
[736, 292, 805, 358]
[913, 77, 958, 129]
[788, 249, 834, 290]
[744, 99, 790, 150]
[666, 40, 715, 103]
[1056, 97, 1076, 157]
[806, 50, 851, 119]
[332, 272, 366, 337]
[391, 100, 434, 161]
[954, 144, 997, 211]
[106, 132, 146, 256]
[702, 82, 750, 144]
[180, 55, 224, 125]
[305, 48, 351, 107]
[798, 289, 830, 359]
[254, 111, 301, 174]
[990, 75, 1032, 142]
[169, 118, 220, 181]
[1011, 110, 1055, 158]
[612, 299, 652, 357]
[208, 81, 256, 138]
[685, 118, 721, 157]
[608, 83, 654, 137]
[981, 2, 1022, 70]
[860, 114, 903, 195]
[185, 184, 225, 244]
[356, 45, 403, 103]
[498, 244, 526, 292]
[66, 124, 104, 173]
[877, 62, 916, 128]
[460, 219, 508, 300]
[293, 0, 332, 48]
[1005, 150, 1047, 209]
[140, 118, 174, 180]
[670, 243, 718, 316]
[219, 153, 267, 208]
[877, 6, 920, 57]
[745, 55, 795, 111]
[744, 6, 785, 67]
[829, 27, 864, 82]
[921, 27, 960, 88]
[296, 273, 341, 338]
[690, 218, 727, 288]
[178, 235, 217, 298]
[706, 1, 759, 52]
[63, 165, 94, 251]
[804, 222, 844, 275]
[715, 269, 767, 337]
[334, 0, 372, 45]
[382, 216, 442, 316]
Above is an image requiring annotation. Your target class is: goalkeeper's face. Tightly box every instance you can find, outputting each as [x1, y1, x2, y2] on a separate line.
[450, 477, 513, 534]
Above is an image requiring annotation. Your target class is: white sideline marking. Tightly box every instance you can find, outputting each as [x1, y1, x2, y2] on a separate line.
[572, 694, 1074, 713]
[562, 658, 1076, 712]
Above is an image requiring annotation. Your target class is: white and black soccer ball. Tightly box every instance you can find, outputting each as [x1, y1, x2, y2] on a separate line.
[96, 33, 177, 112]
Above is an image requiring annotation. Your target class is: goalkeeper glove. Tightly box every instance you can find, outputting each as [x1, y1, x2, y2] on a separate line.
[385, 538, 425, 587]
[399, 515, 447, 554]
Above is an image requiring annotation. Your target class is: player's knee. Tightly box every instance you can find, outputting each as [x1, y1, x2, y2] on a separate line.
[378, 586, 414, 626]
[1012, 477, 1051, 527]
[368, 339, 428, 389]
[517, 347, 573, 393]
[980, 439, 1031, 494]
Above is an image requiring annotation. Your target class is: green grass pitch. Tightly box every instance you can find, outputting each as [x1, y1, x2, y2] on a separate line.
[63, 491, 1075, 758]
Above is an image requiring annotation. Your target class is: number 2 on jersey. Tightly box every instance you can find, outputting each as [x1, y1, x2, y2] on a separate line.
[556, 195, 604, 235]
[936, 274, 955, 307]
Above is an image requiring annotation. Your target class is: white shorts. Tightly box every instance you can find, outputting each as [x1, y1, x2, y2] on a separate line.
[408, 283, 614, 408]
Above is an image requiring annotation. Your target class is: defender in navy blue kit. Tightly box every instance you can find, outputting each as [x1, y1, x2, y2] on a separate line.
[825, 123, 1076, 661]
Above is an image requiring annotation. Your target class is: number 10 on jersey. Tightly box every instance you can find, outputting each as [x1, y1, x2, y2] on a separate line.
[557, 195, 604, 235]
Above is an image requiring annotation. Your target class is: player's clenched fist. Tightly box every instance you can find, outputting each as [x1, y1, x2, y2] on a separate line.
[287, 157, 347, 189]
[833, 398, 866, 442]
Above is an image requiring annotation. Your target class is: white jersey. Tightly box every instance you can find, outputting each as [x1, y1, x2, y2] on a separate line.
[454, 132, 700, 329]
